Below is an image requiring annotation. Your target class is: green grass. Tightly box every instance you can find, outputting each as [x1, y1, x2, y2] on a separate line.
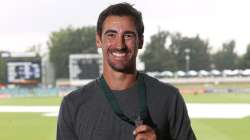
[192, 117, 250, 140]
[0, 113, 57, 140]
[183, 93, 250, 103]
[0, 96, 62, 105]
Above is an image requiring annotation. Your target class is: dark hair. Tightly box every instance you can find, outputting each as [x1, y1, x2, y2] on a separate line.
[97, 2, 144, 38]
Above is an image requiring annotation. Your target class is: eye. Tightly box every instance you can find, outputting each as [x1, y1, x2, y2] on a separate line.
[124, 33, 135, 40]
[106, 32, 116, 38]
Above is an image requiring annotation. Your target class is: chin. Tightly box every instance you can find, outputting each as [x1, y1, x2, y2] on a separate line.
[110, 63, 135, 74]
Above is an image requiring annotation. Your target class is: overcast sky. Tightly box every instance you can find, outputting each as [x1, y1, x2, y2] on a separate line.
[1, 0, 250, 54]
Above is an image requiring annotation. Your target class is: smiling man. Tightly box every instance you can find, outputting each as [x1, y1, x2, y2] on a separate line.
[57, 3, 196, 140]
[100, 16, 138, 72]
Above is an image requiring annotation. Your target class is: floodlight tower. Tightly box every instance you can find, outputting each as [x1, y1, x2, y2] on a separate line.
[185, 48, 190, 72]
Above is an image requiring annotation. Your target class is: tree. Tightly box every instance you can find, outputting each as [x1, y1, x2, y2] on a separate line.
[141, 31, 211, 72]
[48, 26, 97, 79]
[239, 43, 250, 69]
[212, 40, 239, 70]
[0, 57, 6, 83]
[169, 34, 211, 71]
[140, 31, 177, 72]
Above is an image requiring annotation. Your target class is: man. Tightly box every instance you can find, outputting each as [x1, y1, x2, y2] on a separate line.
[57, 2, 196, 140]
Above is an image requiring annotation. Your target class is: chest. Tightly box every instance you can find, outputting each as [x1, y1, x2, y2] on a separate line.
[73, 91, 170, 140]
[74, 100, 135, 140]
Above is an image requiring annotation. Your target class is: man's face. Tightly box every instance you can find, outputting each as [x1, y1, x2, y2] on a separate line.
[96, 16, 143, 73]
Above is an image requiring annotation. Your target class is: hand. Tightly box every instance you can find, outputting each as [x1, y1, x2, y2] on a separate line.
[133, 125, 157, 140]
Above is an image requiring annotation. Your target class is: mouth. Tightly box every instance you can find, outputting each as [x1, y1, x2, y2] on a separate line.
[112, 51, 126, 57]
[109, 49, 129, 59]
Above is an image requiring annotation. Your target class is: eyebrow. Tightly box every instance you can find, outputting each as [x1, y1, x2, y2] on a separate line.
[104, 29, 117, 35]
[123, 31, 136, 36]
[104, 29, 137, 36]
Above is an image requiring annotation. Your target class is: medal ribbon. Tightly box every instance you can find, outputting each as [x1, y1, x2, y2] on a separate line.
[99, 73, 149, 126]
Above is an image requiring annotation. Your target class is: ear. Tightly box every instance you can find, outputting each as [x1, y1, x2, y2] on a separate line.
[138, 36, 144, 49]
[96, 33, 102, 48]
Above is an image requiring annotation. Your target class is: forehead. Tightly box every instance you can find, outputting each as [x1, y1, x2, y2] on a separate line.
[102, 16, 136, 33]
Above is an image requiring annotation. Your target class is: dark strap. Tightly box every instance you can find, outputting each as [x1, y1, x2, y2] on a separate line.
[99, 73, 149, 126]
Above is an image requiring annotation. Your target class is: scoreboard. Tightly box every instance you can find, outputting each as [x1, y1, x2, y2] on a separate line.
[6, 58, 41, 84]
[69, 54, 101, 80]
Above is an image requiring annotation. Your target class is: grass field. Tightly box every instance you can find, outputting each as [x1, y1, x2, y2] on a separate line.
[0, 96, 62, 105]
[0, 94, 250, 140]
[0, 113, 56, 140]
[183, 93, 250, 103]
[192, 116, 250, 140]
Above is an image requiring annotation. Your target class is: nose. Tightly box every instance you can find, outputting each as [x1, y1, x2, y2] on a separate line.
[116, 34, 126, 49]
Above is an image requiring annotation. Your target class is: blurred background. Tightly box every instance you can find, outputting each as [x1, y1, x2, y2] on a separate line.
[0, 0, 250, 139]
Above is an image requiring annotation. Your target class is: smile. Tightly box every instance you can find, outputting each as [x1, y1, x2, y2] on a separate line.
[112, 52, 126, 57]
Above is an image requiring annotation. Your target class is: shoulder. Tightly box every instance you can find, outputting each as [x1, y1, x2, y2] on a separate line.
[141, 73, 184, 106]
[62, 79, 100, 106]
[142, 73, 179, 95]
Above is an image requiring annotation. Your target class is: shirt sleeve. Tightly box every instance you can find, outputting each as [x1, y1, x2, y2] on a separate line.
[168, 89, 197, 140]
[57, 96, 78, 140]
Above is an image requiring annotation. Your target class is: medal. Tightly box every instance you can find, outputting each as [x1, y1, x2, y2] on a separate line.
[135, 115, 143, 127]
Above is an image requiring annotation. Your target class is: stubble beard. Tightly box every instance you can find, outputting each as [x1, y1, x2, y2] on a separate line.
[103, 45, 138, 74]
[105, 46, 135, 73]
[107, 56, 136, 74]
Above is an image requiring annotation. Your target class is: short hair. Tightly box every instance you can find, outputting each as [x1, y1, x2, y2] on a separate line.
[97, 2, 144, 39]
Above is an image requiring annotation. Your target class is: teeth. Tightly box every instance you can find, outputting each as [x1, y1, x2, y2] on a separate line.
[112, 52, 126, 57]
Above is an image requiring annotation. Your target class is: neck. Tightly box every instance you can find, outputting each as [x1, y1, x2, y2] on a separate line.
[103, 69, 138, 91]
